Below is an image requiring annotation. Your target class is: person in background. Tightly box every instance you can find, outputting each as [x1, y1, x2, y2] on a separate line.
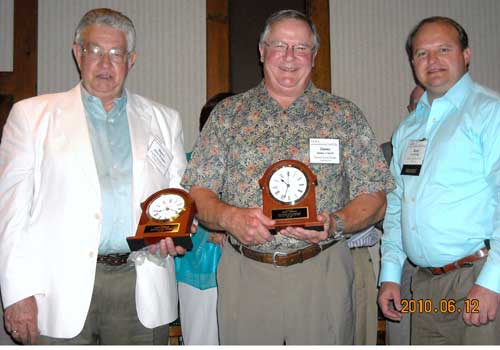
[379, 16, 500, 345]
[181, 9, 394, 345]
[175, 92, 234, 345]
[0, 8, 187, 345]
[349, 226, 381, 344]
[384, 84, 423, 345]
[407, 85, 424, 113]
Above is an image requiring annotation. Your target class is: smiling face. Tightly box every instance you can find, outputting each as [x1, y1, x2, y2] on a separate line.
[259, 18, 316, 106]
[73, 24, 136, 110]
[411, 21, 470, 104]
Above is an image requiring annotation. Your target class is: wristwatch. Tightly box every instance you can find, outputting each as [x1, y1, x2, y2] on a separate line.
[330, 213, 344, 238]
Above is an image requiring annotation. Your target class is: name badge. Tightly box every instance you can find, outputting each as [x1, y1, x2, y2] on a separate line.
[147, 136, 171, 175]
[309, 138, 340, 164]
[401, 139, 427, 176]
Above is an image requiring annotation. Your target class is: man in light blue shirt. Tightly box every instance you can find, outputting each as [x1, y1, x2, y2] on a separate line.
[379, 16, 500, 345]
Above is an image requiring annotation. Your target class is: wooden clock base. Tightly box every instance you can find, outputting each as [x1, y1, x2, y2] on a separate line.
[127, 233, 193, 251]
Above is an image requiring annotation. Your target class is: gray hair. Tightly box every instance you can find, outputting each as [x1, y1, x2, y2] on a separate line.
[74, 8, 136, 53]
[259, 9, 320, 52]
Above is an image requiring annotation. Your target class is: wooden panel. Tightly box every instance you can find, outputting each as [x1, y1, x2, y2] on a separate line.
[0, 95, 14, 141]
[206, 0, 230, 100]
[308, 0, 331, 92]
[0, 0, 37, 137]
[12, 0, 37, 100]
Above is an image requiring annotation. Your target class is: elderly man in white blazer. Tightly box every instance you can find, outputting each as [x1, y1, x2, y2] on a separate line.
[0, 8, 187, 345]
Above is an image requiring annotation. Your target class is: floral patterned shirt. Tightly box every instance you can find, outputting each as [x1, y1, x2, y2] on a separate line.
[182, 82, 395, 253]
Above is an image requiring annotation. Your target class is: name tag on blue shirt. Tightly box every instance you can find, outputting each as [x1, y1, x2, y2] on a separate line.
[401, 139, 427, 176]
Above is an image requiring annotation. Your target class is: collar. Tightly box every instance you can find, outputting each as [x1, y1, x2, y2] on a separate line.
[80, 83, 128, 121]
[259, 80, 315, 107]
[419, 73, 472, 110]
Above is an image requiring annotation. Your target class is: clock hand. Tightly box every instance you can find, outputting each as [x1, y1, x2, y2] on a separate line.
[280, 178, 290, 186]
[283, 185, 289, 199]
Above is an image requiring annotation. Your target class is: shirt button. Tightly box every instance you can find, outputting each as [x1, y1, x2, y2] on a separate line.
[412, 226, 416, 231]
[95, 213, 101, 220]
[89, 251, 95, 258]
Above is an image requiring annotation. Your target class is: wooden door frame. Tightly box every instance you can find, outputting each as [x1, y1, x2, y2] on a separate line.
[0, 0, 37, 101]
[206, 0, 331, 99]
[0, 0, 38, 140]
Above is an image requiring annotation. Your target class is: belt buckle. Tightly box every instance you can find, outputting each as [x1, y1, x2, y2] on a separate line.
[272, 251, 287, 267]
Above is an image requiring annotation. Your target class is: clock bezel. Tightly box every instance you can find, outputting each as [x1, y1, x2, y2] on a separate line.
[146, 193, 187, 222]
[267, 164, 310, 205]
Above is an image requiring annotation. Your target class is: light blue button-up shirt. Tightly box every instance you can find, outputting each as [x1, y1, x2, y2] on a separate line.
[81, 87, 133, 254]
[380, 74, 500, 293]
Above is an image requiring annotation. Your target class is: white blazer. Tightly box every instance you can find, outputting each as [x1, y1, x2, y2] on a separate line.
[0, 84, 187, 338]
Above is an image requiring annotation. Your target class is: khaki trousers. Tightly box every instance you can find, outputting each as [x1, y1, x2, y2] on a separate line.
[217, 239, 355, 345]
[411, 258, 500, 345]
[38, 262, 169, 345]
[351, 246, 378, 345]
[386, 259, 416, 345]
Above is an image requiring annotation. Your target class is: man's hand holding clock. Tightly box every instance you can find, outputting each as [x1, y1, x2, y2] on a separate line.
[279, 212, 344, 244]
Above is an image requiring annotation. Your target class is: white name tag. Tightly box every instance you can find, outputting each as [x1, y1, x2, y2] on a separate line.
[147, 136, 171, 175]
[309, 138, 340, 164]
[401, 139, 427, 176]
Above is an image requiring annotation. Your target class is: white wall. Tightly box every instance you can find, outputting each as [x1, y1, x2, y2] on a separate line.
[38, 0, 206, 151]
[0, 0, 14, 72]
[329, 0, 500, 144]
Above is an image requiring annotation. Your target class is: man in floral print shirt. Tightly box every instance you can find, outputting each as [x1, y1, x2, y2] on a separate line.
[182, 9, 394, 345]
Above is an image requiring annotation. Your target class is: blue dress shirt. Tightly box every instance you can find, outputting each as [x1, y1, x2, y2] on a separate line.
[81, 87, 133, 254]
[381, 74, 500, 293]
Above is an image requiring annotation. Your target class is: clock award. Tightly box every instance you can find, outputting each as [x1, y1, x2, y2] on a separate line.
[127, 188, 196, 251]
[259, 159, 324, 234]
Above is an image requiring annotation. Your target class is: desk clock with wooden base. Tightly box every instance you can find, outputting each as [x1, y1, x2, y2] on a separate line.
[259, 159, 324, 234]
[127, 188, 196, 251]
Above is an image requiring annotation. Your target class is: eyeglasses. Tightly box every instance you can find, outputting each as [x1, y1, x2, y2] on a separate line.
[81, 44, 129, 64]
[263, 41, 314, 57]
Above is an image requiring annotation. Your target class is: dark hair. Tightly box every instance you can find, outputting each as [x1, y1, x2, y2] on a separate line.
[405, 16, 469, 59]
[199, 92, 235, 132]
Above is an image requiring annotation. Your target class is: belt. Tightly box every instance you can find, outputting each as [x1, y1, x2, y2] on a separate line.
[429, 247, 488, 275]
[97, 253, 130, 266]
[229, 238, 341, 267]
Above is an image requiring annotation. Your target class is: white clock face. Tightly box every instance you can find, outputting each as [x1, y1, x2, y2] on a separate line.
[147, 193, 186, 221]
[268, 165, 308, 204]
